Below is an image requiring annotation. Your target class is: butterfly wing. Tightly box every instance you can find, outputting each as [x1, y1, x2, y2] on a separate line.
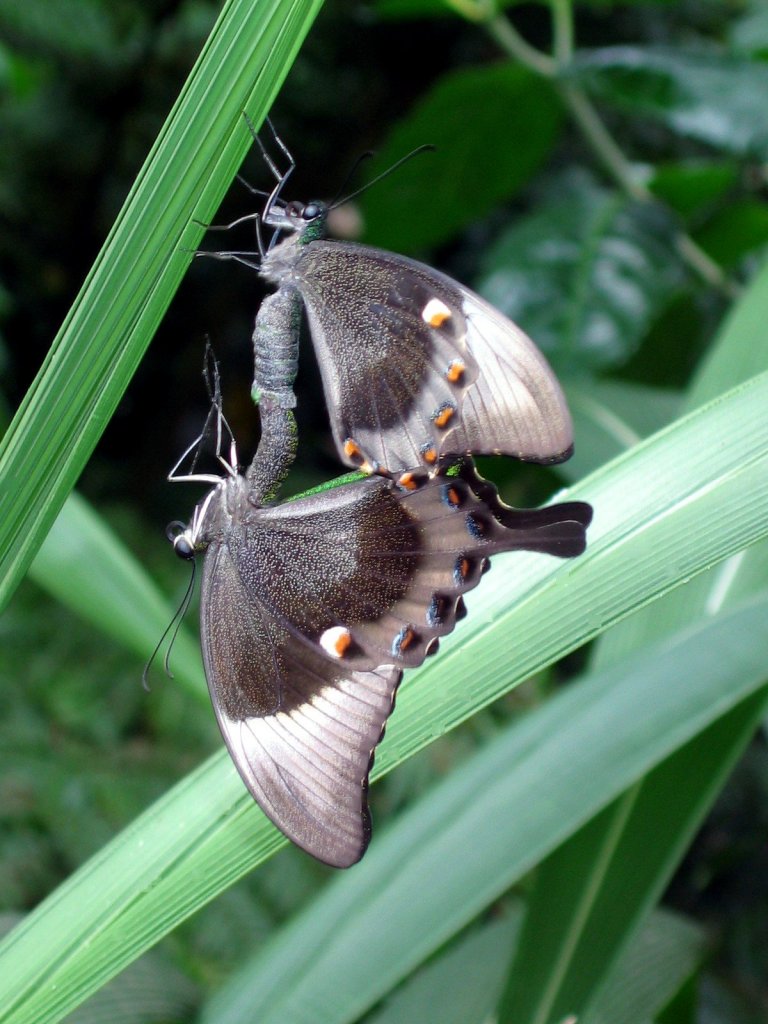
[199, 469, 589, 866]
[289, 241, 572, 473]
[199, 481, 407, 869]
[202, 534, 398, 867]
[446, 290, 573, 464]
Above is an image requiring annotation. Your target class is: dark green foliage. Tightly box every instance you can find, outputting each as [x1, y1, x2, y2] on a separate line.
[573, 45, 768, 158]
[476, 170, 685, 371]
[358, 63, 563, 252]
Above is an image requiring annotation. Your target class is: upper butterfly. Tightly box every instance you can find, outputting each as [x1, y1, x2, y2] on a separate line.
[213, 130, 575, 479]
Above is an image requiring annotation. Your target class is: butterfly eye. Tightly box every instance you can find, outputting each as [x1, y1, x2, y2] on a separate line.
[173, 536, 195, 560]
[302, 201, 324, 221]
[167, 521, 195, 560]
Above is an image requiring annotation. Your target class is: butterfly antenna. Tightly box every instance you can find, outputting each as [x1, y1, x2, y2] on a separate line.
[163, 563, 198, 675]
[333, 144, 436, 209]
[330, 150, 375, 207]
[141, 560, 197, 690]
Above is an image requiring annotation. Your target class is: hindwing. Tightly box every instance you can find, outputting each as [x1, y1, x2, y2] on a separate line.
[199, 468, 590, 866]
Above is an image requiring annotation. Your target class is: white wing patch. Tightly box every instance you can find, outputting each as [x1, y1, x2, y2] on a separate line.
[421, 297, 452, 328]
[216, 667, 399, 868]
[319, 625, 353, 659]
[446, 292, 573, 462]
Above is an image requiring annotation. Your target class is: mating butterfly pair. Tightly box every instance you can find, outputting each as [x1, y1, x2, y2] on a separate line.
[173, 131, 592, 868]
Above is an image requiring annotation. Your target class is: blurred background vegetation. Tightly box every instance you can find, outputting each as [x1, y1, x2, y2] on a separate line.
[1, 0, 768, 1021]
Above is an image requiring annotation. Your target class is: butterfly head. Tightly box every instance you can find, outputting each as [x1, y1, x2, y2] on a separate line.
[264, 198, 329, 246]
[168, 513, 208, 563]
[167, 476, 236, 563]
[169, 523, 196, 561]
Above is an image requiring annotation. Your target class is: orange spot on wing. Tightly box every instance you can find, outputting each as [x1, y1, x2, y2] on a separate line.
[446, 360, 465, 384]
[433, 405, 455, 429]
[422, 298, 452, 328]
[334, 631, 352, 656]
[398, 627, 416, 651]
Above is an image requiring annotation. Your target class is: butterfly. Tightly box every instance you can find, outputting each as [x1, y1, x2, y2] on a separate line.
[171, 418, 592, 868]
[210, 126, 576, 481]
[177, 131, 593, 867]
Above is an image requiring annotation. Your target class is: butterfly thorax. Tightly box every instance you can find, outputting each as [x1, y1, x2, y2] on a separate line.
[258, 233, 305, 289]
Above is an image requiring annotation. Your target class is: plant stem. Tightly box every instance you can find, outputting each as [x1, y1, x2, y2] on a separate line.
[550, 0, 573, 66]
[485, 15, 556, 78]
[484, 9, 741, 300]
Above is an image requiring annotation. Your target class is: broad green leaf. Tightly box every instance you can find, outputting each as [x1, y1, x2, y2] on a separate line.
[475, 171, 684, 371]
[0, 0, 325, 611]
[573, 46, 768, 159]
[694, 200, 768, 268]
[0, 0, 144, 67]
[649, 160, 738, 222]
[2, 371, 768, 1023]
[728, 4, 768, 55]
[359, 63, 562, 252]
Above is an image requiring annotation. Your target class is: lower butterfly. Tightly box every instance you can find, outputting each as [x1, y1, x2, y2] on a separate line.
[170, 388, 592, 867]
